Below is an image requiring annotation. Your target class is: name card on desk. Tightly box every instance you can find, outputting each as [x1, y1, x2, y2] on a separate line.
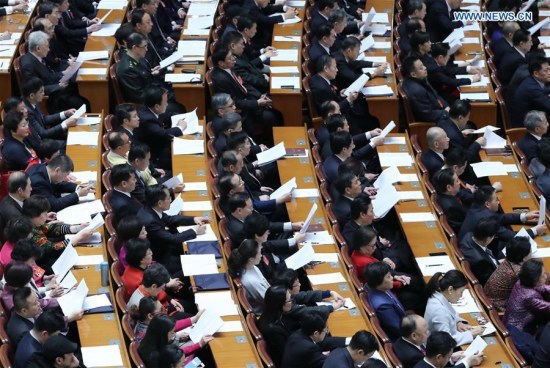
[400, 212, 436, 222]
[308, 272, 347, 285]
[360, 85, 394, 96]
[76, 50, 109, 62]
[272, 76, 300, 89]
[183, 28, 210, 36]
[165, 73, 203, 83]
[459, 92, 491, 101]
[378, 152, 413, 167]
[187, 16, 214, 29]
[270, 66, 300, 74]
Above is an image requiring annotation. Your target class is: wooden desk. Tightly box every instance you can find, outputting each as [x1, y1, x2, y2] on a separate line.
[66, 114, 131, 367]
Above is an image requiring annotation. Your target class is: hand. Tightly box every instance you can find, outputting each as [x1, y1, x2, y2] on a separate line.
[346, 91, 359, 102]
[155, 168, 166, 176]
[465, 183, 477, 193]
[470, 325, 485, 336]
[475, 136, 487, 146]
[257, 96, 271, 107]
[369, 128, 382, 137]
[64, 108, 76, 117]
[445, 106, 450, 112]
[526, 211, 540, 221]
[492, 182, 503, 192]
[166, 277, 183, 290]
[167, 37, 176, 45]
[450, 351, 465, 362]
[73, 228, 93, 244]
[65, 118, 77, 127]
[13, 3, 28, 12]
[173, 183, 184, 193]
[195, 224, 206, 235]
[46, 212, 57, 221]
[59, 81, 69, 89]
[284, 7, 296, 19]
[264, 49, 277, 58]
[77, 185, 95, 197]
[263, 74, 269, 82]
[371, 137, 384, 146]
[364, 173, 378, 182]
[457, 321, 470, 332]
[49, 286, 65, 298]
[276, 192, 292, 204]
[373, 63, 388, 77]
[176, 330, 190, 340]
[43, 274, 57, 282]
[259, 195, 270, 201]
[261, 186, 274, 192]
[199, 335, 214, 347]
[363, 186, 377, 196]
[462, 128, 475, 136]
[68, 309, 84, 322]
[394, 275, 411, 285]
[331, 299, 345, 310]
[170, 299, 184, 312]
[259, 144, 269, 151]
[468, 67, 482, 75]
[0, 31, 10, 41]
[466, 352, 484, 366]
[356, 7, 364, 15]
[87, 23, 101, 33]
[293, 232, 306, 243]
[177, 8, 186, 18]
[379, 237, 391, 247]
[291, 222, 304, 231]
[383, 257, 396, 270]
[194, 216, 211, 225]
[329, 291, 345, 302]
[191, 309, 205, 324]
[534, 223, 547, 236]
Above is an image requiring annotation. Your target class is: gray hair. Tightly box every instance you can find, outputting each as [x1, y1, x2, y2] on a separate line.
[211, 93, 231, 111]
[222, 111, 241, 126]
[524, 110, 546, 132]
[28, 31, 49, 52]
[426, 127, 445, 148]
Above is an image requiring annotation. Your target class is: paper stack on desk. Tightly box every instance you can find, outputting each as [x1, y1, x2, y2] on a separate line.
[81, 345, 124, 367]
[272, 77, 300, 89]
[91, 23, 119, 36]
[71, 171, 97, 184]
[451, 289, 480, 314]
[187, 15, 214, 29]
[308, 272, 347, 285]
[76, 50, 109, 62]
[270, 49, 299, 62]
[67, 131, 98, 146]
[56, 200, 105, 224]
[173, 138, 204, 155]
[195, 291, 239, 316]
[181, 254, 218, 276]
[378, 152, 413, 167]
[178, 224, 218, 241]
[470, 162, 508, 177]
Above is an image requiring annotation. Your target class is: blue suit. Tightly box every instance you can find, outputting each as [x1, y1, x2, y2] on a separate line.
[510, 76, 550, 128]
[14, 332, 42, 368]
[367, 287, 405, 341]
[27, 163, 78, 212]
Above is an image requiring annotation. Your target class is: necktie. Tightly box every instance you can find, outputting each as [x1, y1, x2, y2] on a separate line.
[231, 71, 248, 93]
[153, 15, 167, 42]
[147, 37, 162, 63]
[420, 345, 426, 355]
[485, 247, 498, 266]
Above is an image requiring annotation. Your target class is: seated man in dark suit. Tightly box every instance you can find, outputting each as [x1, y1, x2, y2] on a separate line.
[414, 331, 483, 367]
[397, 0, 426, 39]
[1, 110, 40, 171]
[136, 184, 209, 274]
[425, 0, 465, 42]
[281, 310, 346, 368]
[510, 58, 550, 128]
[393, 315, 430, 368]
[7, 287, 42, 347]
[0, 172, 32, 244]
[437, 100, 485, 163]
[458, 186, 544, 251]
[108, 164, 143, 220]
[401, 56, 449, 123]
[14, 309, 66, 368]
[243, 0, 296, 48]
[421, 127, 449, 177]
[114, 103, 140, 142]
[535, 138, 550, 209]
[460, 217, 503, 285]
[311, 55, 379, 134]
[322, 330, 378, 367]
[27, 154, 95, 212]
[491, 21, 519, 66]
[310, 0, 336, 30]
[237, 15, 276, 72]
[519, 110, 548, 177]
[211, 93, 238, 137]
[309, 24, 336, 68]
[215, 112, 244, 156]
[52, 0, 99, 57]
[135, 85, 187, 170]
[332, 171, 363, 227]
[21, 31, 89, 113]
[433, 168, 468, 233]
[498, 28, 532, 88]
[322, 131, 355, 183]
[22, 77, 76, 143]
[226, 31, 269, 94]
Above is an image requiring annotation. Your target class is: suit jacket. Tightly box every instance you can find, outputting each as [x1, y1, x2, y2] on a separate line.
[393, 337, 425, 368]
[498, 48, 526, 86]
[226, 214, 290, 254]
[420, 149, 444, 177]
[259, 320, 290, 367]
[518, 132, 539, 163]
[20, 53, 64, 97]
[437, 118, 481, 163]
[234, 54, 269, 94]
[321, 347, 355, 368]
[14, 332, 42, 368]
[309, 40, 331, 66]
[54, 14, 87, 57]
[425, 292, 473, 346]
[309, 74, 353, 115]
[402, 77, 449, 123]
[425, 0, 464, 42]
[7, 313, 34, 347]
[332, 195, 353, 227]
[437, 193, 467, 233]
[281, 330, 346, 368]
[24, 99, 65, 140]
[211, 66, 261, 112]
[1, 134, 37, 172]
[491, 37, 514, 66]
[458, 204, 527, 243]
[109, 190, 143, 220]
[533, 321, 550, 368]
[536, 170, 550, 207]
[511, 76, 550, 128]
[116, 53, 154, 104]
[310, 8, 328, 30]
[243, 0, 283, 47]
[459, 233, 501, 285]
[322, 154, 344, 183]
[27, 164, 78, 212]
[367, 287, 406, 341]
[334, 52, 373, 90]
[0, 195, 24, 244]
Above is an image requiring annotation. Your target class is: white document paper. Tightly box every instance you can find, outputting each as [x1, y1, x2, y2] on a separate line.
[281, 16, 301, 24]
[97, 8, 113, 24]
[270, 66, 300, 74]
[58, 279, 88, 316]
[372, 13, 389, 23]
[76, 117, 101, 126]
[361, 7, 376, 26]
[396, 191, 424, 200]
[363, 66, 392, 75]
[300, 203, 318, 234]
[374, 166, 400, 189]
[75, 255, 104, 266]
[71, 171, 97, 184]
[313, 253, 339, 263]
[77, 192, 96, 203]
[344, 74, 369, 96]
[218, 321, 244, 332]
[270, 177, 297, 200]
[378, 152, 413, 167]
[399, 173, 419, 182]
[173, 138, 204, 155]
[462, 37, 480, 44]
[187, 2, 217, 15]
[540, 196, 546, 226]
[0, 33, 21, 45]
[379, 120, 396, 138]
[400, 212, 436, 222]
[384, 137, 406, 145]
[539, 10, 550, 16]
[85, 213, 104, 232]
[470, 162, 508, 177]
[182, 200, 213, 211]
[52, 244, 79, 279]
[363, 56, 387, 63]
[189, 309, 224, 342]
[416, 255, 455, 276]
[372, 184, 398, 218]
[308, 272, 346, 285]
[65, 232, 102, 244]
[448, 38, 463, 55]
[60, 61, 83, 83]
[72, 104, 87, 119]
[187, 16, 214, 29]
[361, 85, 394, 96]
[0, 59, 10, 71]
[177, 40, 207, 56]
[178, 224, 217, 241]
[97, 0, 126, 9]
[163, 173, 183, 189]
[273, 36, 301, 42]
[532, 247, 550, 258]
[451, 289, 480, 314]
[285, 242, 315, 270]
[481, 322, 497, 336]
[462, 21, 480, 30]
[528, 13, 549, 34]
[83, 293, 112, 310]
[272, 76, 300, 89]
[160, 49, 186, 69]
[181, 254, 218, 276]
[67, 131, 98, 146]
[503, 164, 519, 173]
[81, 345, 124, 367]
[91, 23, 119, 36]
[195, 291, 239, 316]
[183, 28, 210, 36]
[304, 231, 335, 245]
[443, 28, 465, 43]
[287, 0, 305, 5]
[171, 108, 199, 133]
[76, 50, 109, 62]
[292, 188, 319, 198]
[270, 49, 299, 62]
[359, 35, 375, 53]
[56, 200, 104, 225]
[516, 227, 538, 253]
[183, 182, 208, 191]
[373, 42, 391, 49]
[317, 297, 356, 311]
[58, 271, 77, 290]
[483, 127, 506, 149]
[164, 195, 184, 216]
[0, 45, 16, 57]
[460, 92, 491, 101]
[472, 125, 499, 134]
[165, 73, 202, 83]
[458, 336, 488, 362]
[521, 0, 537, 11]
[257, 142, 286, 166]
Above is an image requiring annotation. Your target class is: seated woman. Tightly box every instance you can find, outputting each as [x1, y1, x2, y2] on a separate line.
[130, 296, 205, 344]
[138, 314, 213, 367]
[484, 237, 532, 311]
[424, 270, 485, 346]
[0, 217, 34, 267]
[22, 195, 92, 270]
[116, 215, 148, 271]
[228, 239, 270, 314]
[504, 259, 550, 334]
[1, 110, 39, 171]
[158, 344, 188, 368]
[258, 286, 294, 367]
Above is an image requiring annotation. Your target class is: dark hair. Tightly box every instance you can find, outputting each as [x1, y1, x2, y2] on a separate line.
[228, 239, 259, 277]
[22, 77, 44, 97]
[363, 359, 388, 368]
[221, 150, 238, 168]
[300, 310, 327, 335]
[330, 131, 352, 155]
[212, 46, 231, 66]
[328, 9, 346, 27]
[316, 54, 334, 74]
[364, 262, 391, 289]
[4, 262, 34, 288]
[145, 184, 170, 208]
[128, 142, 150, 162]
[403, 56, 421, 77]
[410, 31, 431, 52]
[473, 185, 496, 206]
[3, 97, 23, 113]
[512, 28, 530, 46]
[36, 139, 60, 161]
[319, 100, 339, 119]
[326, 114, 347, 133]
[3, 110, 24, 134]
[425, 331, 456, 358]
[518, 259, 544, 288]
[228, 192, 250, 213]
[341, 36, 361, 51]
[38, 1, 57, 17]
[7, 171, 29, 194]
[114, 23, 134, 46]
[444, 147, 468, 168]
[433, 168, 455, 194]
[472, 217, 499, 239]
[158, 344, 184, 368]
[227, 131, 249, 151]
[136, 0, 153, 7]
[110, 164, 134, 187]
[11, 239, 43, 263]
[449, 99, 471, 119]
[349, 330, 378, 354]
[272, 268, 298, 289]
[117, 216, 144, 241]
[339, 157, 366, 178]
[224, 31, 243, 48]
[405, 0, 425, 15]
[130, 8, 147, 26]
[406, 18, 423, 35]
[4, 217, 32, 244]
[334, 171, 356, 195]
[13, 286, 33, 313]
[108, 131, 127, 150]
[431, 42, 450, 58]
[142, 263, 170, 288]
[115, 103, 137, 124]
[125, 238, 151, 269]
[47, 154, 74, 172]
[143, 86, 167, 108]
[236, 14, 255, 32]
[506, 237, 532, 264]
[258, 285, 288, 327]
[34, 309, 65, 335]
[426, 269, 467, 297]
[126, 32, 146, 49]
[129, 296, 158, 322]
[138, 314, 176, 366]
[218, 172, 236, 198]
[244, 212, 269, 238]
[23, 195, 51, 218]
[220, 112, 242, 133]
[317, 0, 335, 11]
[350, 194, 372, 220]
[352, 226, 377, 251]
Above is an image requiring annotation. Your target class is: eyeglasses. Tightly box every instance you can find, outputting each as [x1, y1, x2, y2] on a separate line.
[136, 44, 148, 49]
[284, 299, 292, 304]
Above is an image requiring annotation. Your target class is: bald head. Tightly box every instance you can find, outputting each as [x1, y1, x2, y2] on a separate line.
[502, 22, 520, 41]
[8, 171, 31, 200]
[426, 127, 449, 152]
[401, 314, 429, 345]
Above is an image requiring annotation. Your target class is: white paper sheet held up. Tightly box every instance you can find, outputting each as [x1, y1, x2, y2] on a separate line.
[416, 255, 455, 276]
[344, 74, 369, 96]
[300, 203, 318, 233]
[163, 173, 183, 189]
[171, 108, 199, 133]
[52, 244, 79, 279]
[483, 127, 506, 148]
[270, 177, 297, 200]
[373, 166, 400, 189]
[56, 200, 104, 225]
[182, 200, 213, 211]
[516, 227, 538, 253]
[270, 49, 299, 62]
[160, 49, 186, 69]
[85, 213, 104, 232]
[81, 345, 124, 367]
[195, 291, 239, 316]
[308, 272, 346, 285]
[372, 184, 398, 218]
[359, 35, 375, 53]
[458, 336, 488, 362]
[57, 279, 88, 316]
[257, 142, 286, 166]
[470, 162, 508, 177]
[173, 138, 204, 155]
[164, 194, 183, 216]
[181, 254, 218, 276]
[285, 242, 315, 270]
[67, 131, 99, 146]
[189, 309, 224, 343]
[400, 212, 436, 222]
[539, 196, 546, 226]
[472, 125, 500, 134]
[379, 121, 396, 138]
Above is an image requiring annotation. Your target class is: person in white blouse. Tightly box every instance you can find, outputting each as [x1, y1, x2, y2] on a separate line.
[424, 270, 485, 346]
[228, 239, 270, 314]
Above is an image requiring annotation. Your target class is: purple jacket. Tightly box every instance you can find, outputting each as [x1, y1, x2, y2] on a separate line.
[504, 281, 550, 333]
[1, 284, 59, 315]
